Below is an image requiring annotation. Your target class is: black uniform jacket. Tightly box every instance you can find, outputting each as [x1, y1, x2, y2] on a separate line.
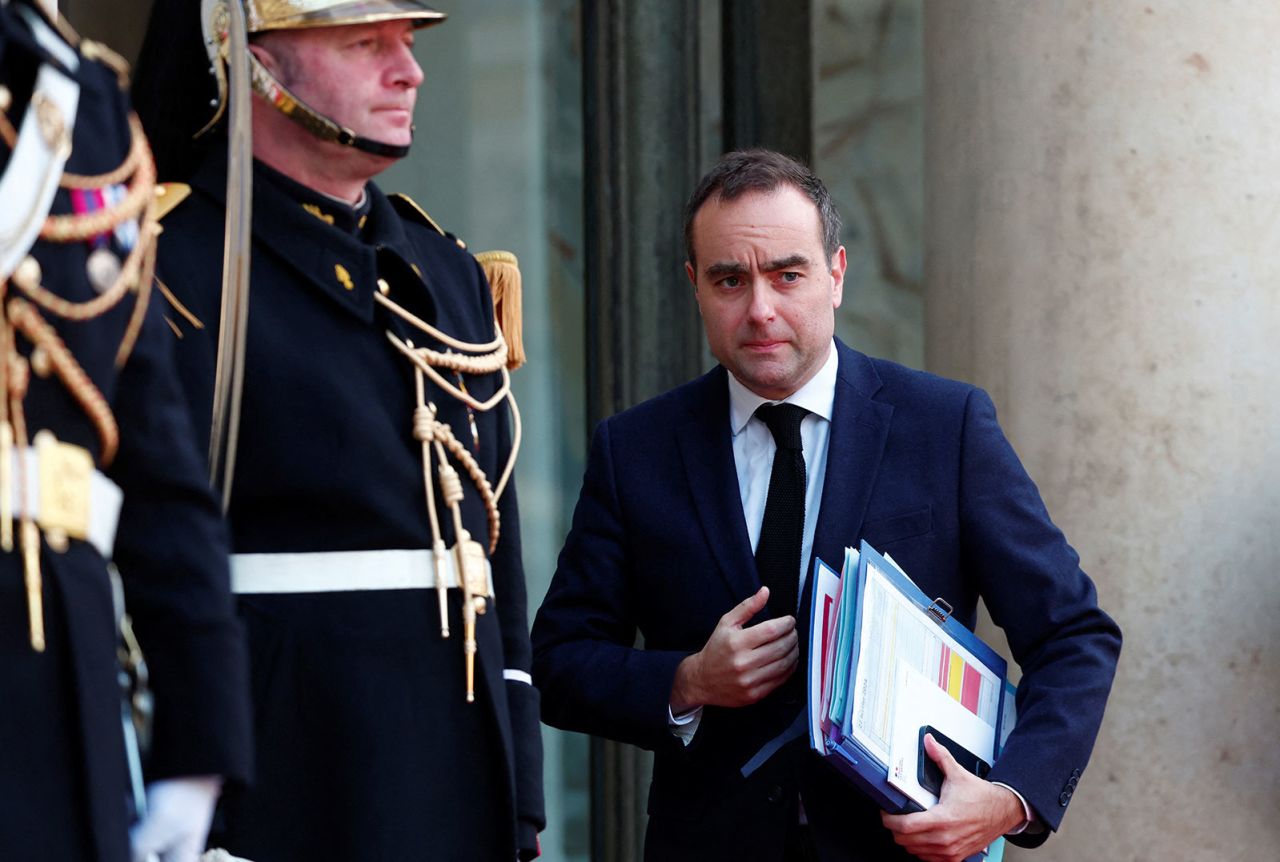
[0, 7, 252, 862]
[155, 151, 544, 861]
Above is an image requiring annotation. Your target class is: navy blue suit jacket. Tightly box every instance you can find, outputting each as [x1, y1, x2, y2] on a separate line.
[533, 339, 1120, 861]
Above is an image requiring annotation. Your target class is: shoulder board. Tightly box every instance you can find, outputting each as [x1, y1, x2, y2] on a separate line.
[78, 39, 132, 89]
[388, 193, 468, 250]
[153, 183, 192, 222]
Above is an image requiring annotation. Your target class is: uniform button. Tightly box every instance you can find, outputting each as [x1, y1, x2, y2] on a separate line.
[1071, 768, 1081, 779]
[1068, 776, 1079, 789]
[1059, 791, 1071, 807]
[766, 785, 784, 804]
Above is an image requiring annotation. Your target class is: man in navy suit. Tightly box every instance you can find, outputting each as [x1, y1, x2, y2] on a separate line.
[532, 149, 1121, 862]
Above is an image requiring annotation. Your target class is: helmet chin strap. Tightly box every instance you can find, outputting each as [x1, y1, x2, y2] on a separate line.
[248, 50, 411, 159]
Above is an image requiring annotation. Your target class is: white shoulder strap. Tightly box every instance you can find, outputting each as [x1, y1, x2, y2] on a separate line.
[0, 6, 80, 279]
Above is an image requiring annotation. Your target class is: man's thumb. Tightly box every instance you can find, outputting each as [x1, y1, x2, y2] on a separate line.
[727, 586, 770, 626]
[925, 733, 960, 782]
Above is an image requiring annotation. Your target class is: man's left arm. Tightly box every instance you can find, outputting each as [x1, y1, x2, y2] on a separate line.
[884, 386, 1121, 859]
[490, 466, 546, 859]
[478, 257, 544, 860]
[958, 387, 1121, 837]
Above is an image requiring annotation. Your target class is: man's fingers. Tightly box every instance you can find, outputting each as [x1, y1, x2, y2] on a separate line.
[723, 586, 770, 627]
[744, 640, 799, 691]
[753, 627, 798, 664]
[736, 613, 795, 651]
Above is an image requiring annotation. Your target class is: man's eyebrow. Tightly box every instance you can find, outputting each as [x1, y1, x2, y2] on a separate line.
[704, 261, 750, 279]
[762, 253, 810, 272]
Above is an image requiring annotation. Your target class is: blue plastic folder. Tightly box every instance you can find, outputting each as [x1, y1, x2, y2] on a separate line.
[806, 541, 1015, 858]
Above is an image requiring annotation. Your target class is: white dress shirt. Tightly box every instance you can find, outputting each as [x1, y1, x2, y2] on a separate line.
[728, 341, 839, 597]
[669, 342, 839, 742]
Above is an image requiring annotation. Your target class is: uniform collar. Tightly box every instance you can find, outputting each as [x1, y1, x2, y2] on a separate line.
[728, 340, 839, 436]
[190, 150, 424, 323]
[256, 163, 373, 236]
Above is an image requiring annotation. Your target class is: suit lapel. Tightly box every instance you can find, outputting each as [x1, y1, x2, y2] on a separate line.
[675, 368, 759, 602]
[675, 345, 895, 615]
[810, 342, 893, 581]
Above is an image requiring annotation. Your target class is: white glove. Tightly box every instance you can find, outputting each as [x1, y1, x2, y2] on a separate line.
[130, 776, 223, 862]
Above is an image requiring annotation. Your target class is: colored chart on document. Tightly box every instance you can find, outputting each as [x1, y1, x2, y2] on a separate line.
[850, 560, 1000, 764]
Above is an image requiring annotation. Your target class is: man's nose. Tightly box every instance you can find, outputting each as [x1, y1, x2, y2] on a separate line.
[393, 45, 425, 89]
[746, 281, 776, 323]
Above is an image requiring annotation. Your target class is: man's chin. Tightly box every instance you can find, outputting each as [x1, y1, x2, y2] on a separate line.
[730, 362, 798, 401]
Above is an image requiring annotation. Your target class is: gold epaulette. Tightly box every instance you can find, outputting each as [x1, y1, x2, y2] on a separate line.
[474, 250, 525, 370]
[386, 196, 521, 367]
[389, 192, 467, 250]
[150, 184, 203, 338]
[152, 183, 191, 222]
[79, 40, 131, 89]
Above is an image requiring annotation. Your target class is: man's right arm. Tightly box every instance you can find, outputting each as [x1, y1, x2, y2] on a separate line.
[532, 419, 691, 750]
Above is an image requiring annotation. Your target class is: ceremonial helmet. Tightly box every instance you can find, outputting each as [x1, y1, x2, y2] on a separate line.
[200, 0, 445, 158]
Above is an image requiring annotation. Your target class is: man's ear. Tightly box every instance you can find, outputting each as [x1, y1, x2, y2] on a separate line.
[247, 42, 272, 72]
[685, 261, 698, 290]
[830, 246, 847, 310]
[247, 35, 285, 79]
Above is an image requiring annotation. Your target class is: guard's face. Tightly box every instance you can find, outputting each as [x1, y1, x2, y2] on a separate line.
[256, 20, 424, 149]
[687, 186, 846, 401]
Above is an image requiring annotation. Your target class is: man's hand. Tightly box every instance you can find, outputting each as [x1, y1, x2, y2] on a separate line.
[130, 776, 222, 862]
[669, 586, 798, 712]
[880, 734, 1024, 862]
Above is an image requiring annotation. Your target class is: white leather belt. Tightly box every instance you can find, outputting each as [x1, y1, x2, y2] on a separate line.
[230, 548, 495, 596]
[7, 446, 123, 559]
[231, 549, 531, 686]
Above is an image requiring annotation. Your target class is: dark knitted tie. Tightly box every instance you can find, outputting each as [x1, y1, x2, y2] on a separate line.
[754, 403, 808, 620]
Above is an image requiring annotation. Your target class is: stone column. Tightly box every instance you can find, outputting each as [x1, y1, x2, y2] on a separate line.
[924, 2, 1280, 858]
[582, 3, 707, 859]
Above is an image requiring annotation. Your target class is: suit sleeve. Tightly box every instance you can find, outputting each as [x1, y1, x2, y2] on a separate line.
[531, 419, 690, 752]
[958, 387, 1121, 842]
[105, 290, 253, 785]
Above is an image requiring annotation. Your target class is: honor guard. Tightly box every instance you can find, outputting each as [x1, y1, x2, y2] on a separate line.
[0, 2, 251, 862]
[135, 1, 544, 859]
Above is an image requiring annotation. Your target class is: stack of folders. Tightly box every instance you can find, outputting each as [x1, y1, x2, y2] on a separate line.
[807, 541, 1019, 862]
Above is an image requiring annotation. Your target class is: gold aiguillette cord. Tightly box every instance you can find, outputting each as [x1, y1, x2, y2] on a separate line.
[433, 439, 488, 703]
[8, 357, 43, 651]
[410, 351, 451, 640]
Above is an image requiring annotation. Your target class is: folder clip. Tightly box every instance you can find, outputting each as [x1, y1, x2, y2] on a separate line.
[925, 596, 953, 626]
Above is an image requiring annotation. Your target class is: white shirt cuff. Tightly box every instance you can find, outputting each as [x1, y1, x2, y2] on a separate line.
[990, 781, 1035, 835]
[667, 704, 703, 746]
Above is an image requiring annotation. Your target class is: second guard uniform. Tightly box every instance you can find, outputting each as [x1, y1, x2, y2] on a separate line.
[0, 3, 251, 861]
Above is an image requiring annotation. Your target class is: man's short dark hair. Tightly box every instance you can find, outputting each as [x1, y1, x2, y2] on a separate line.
[683, 148, 842, 269]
